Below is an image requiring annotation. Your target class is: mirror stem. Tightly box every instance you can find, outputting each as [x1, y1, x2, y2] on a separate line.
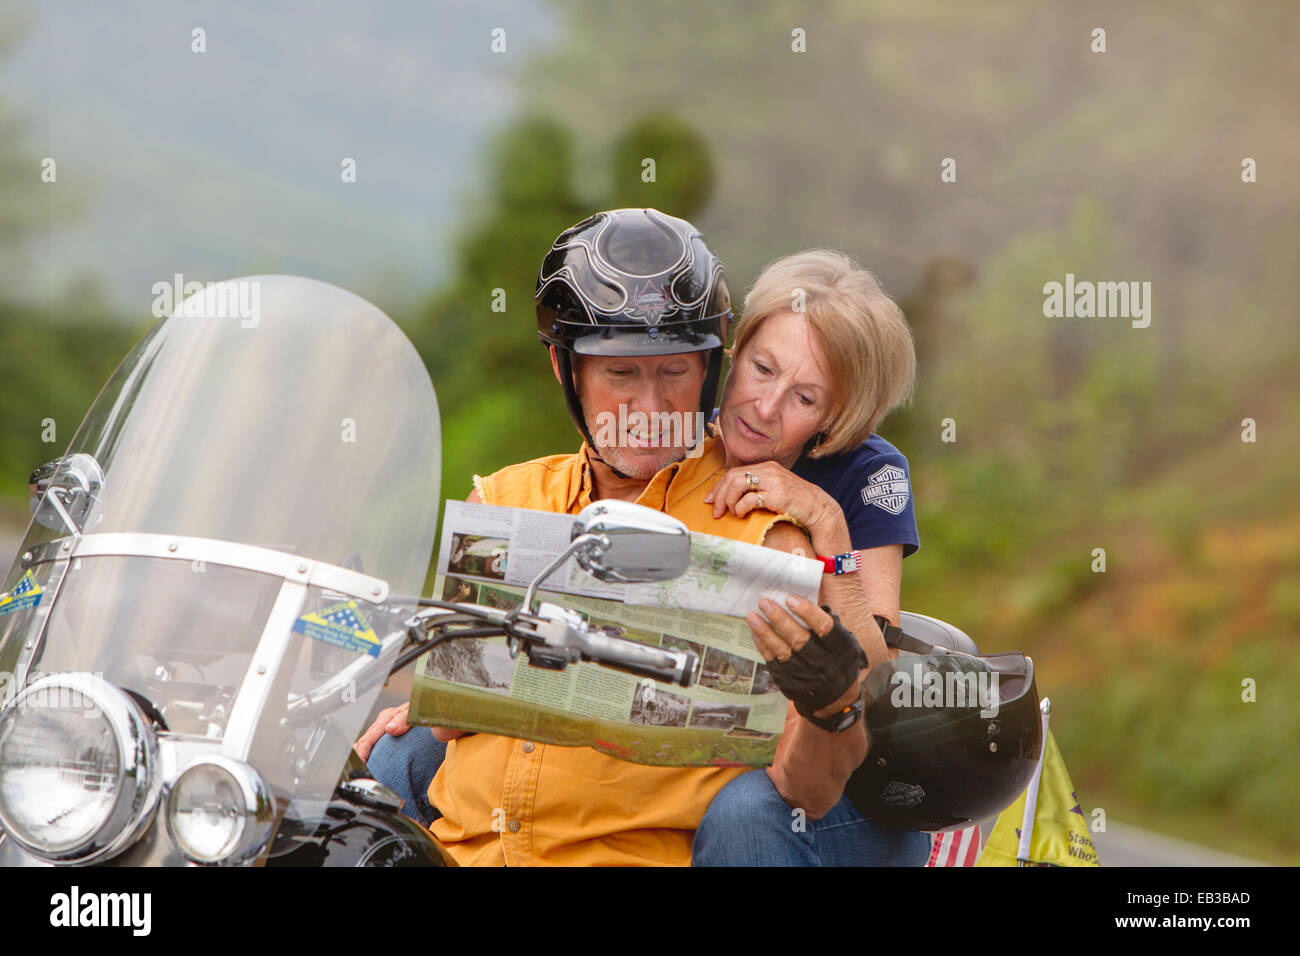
[521, 532, 608, 613]
[45, 492, 82, 538]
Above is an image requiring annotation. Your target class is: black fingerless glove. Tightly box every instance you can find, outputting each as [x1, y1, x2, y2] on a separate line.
[765, 606, 868, 719]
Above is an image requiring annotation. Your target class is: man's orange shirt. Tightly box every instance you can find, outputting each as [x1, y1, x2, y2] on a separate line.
[427, 435, 791, 866]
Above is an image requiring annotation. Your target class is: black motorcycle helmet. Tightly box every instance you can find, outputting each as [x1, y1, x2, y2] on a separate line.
[536, 208, 731, 455]
[844, 612, 1043, 832]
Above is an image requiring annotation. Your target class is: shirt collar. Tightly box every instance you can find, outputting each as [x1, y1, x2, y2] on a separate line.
[571, 436, 727, 513]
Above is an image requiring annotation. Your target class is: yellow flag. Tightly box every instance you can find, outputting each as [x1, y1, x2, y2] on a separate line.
[977, 725, 1101, 867]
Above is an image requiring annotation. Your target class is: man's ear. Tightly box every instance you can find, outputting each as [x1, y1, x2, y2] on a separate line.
[549, 345, 563, 385]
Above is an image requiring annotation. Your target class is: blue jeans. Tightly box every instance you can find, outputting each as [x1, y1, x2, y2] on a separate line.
[365, 727, 447, 827]
[692, 769, 932, 866]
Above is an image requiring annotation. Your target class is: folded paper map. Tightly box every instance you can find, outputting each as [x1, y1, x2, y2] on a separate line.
[409, 501, 822, 766]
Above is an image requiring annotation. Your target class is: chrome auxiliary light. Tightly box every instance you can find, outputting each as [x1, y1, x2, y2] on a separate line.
[166, 755, 275, 865]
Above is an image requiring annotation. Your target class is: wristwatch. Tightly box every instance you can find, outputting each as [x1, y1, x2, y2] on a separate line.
[805, 699, 863, 733]
[817, 549, 861, 575]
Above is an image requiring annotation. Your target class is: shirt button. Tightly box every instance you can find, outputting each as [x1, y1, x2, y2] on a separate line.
[521, 742, 535, 753]
[508, 820, 522, 833]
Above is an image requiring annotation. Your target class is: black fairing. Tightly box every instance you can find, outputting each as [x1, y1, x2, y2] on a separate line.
[266, 796, 449, 868]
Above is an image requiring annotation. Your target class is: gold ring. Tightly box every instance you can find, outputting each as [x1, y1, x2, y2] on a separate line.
[755, 493, 766, 510]
[745, 471, 760, 491]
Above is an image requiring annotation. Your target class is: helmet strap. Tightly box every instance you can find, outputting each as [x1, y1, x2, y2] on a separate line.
[693, 345, 724, 450]
[874, 615, 953, 656]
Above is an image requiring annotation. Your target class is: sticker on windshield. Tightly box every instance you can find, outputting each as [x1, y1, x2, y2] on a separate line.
[293, 600, 382, 658]
[0, 570, 43, 617]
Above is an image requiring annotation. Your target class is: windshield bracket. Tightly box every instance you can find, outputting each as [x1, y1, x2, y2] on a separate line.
[22, 532, 389, 604]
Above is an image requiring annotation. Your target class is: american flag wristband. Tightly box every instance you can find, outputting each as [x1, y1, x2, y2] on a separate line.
[818, 550, 861, 575]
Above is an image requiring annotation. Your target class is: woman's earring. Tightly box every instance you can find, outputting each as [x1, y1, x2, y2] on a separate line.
[802, 430, 829, 458]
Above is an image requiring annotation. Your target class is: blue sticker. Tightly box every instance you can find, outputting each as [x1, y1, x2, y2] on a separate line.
[292, 600, 381, 658]
[0, 570, 43, 617]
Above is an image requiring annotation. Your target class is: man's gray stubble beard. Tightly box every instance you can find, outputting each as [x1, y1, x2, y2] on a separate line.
[590, 437, 688, 480]
[582, 410, 692, 480]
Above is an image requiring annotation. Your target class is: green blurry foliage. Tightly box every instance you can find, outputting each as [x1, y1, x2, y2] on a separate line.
[609, 112, 715, 220]
[0, 297, 144, 499]
[1054, 645, 1300, 857]
[1268, 578, 1300, 628]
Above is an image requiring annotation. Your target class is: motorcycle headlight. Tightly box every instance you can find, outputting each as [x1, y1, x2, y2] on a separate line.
[0, 673, 161, 863]
[166, 756, 274, 865]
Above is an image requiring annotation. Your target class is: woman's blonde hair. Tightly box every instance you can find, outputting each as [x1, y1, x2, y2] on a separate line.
[730, 249, 916, 458]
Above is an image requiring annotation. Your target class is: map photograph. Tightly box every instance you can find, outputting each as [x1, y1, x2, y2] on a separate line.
[750, 663, 777, 695]
[447, 534, 509, 580]
[630, 534, 820, 620]
[426, 636, 516, 695]
[587, 618, 661, 647]
[477, 583, 523, 612]
[699, 645, 756, 694]
[629, 683, 690, 727]
[688, 700, 751, 731]
[441, 576, 477, 603]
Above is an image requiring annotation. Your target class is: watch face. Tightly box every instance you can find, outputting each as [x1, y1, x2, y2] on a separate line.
[814, 702, 862, 733]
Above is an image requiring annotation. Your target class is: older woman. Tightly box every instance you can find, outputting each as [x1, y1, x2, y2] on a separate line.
[712, 249, 917, 613]
[693, 249, 927, 866]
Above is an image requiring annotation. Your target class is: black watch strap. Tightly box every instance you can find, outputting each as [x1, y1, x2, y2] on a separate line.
[805, 699, 863, 733]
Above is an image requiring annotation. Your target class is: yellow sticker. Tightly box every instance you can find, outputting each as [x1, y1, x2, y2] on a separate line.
[292, 600, 381, 657]
[0, 570, 43, 617]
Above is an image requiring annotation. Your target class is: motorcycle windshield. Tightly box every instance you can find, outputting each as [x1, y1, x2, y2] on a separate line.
[0, 276, 440, 831]
[18, 276, 439, 584]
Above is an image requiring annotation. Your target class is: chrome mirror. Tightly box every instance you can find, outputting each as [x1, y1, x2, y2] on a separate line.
[520, 500, 690, 613]
[571, 500, 689, 583]
[28, 453, 105, 534]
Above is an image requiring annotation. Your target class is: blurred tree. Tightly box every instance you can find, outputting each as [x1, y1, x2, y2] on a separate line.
[889, 255, 976, 454]
[609, 111, 715, 220]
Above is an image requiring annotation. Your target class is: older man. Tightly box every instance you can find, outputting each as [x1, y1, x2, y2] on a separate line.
[359, 209, 874, 865]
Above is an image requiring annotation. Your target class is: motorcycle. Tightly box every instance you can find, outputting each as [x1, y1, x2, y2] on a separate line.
[0, 276, 1040, 867]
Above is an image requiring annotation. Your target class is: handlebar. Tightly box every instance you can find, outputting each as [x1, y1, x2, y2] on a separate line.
[565, 624, 700, 687]
[398, 599, 700, 689]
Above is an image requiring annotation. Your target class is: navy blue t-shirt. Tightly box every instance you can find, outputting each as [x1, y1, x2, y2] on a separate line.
[792, 434, 920, 558]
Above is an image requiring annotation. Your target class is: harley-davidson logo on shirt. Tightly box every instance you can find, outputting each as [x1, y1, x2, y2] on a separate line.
[861, 464, 910, 515]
